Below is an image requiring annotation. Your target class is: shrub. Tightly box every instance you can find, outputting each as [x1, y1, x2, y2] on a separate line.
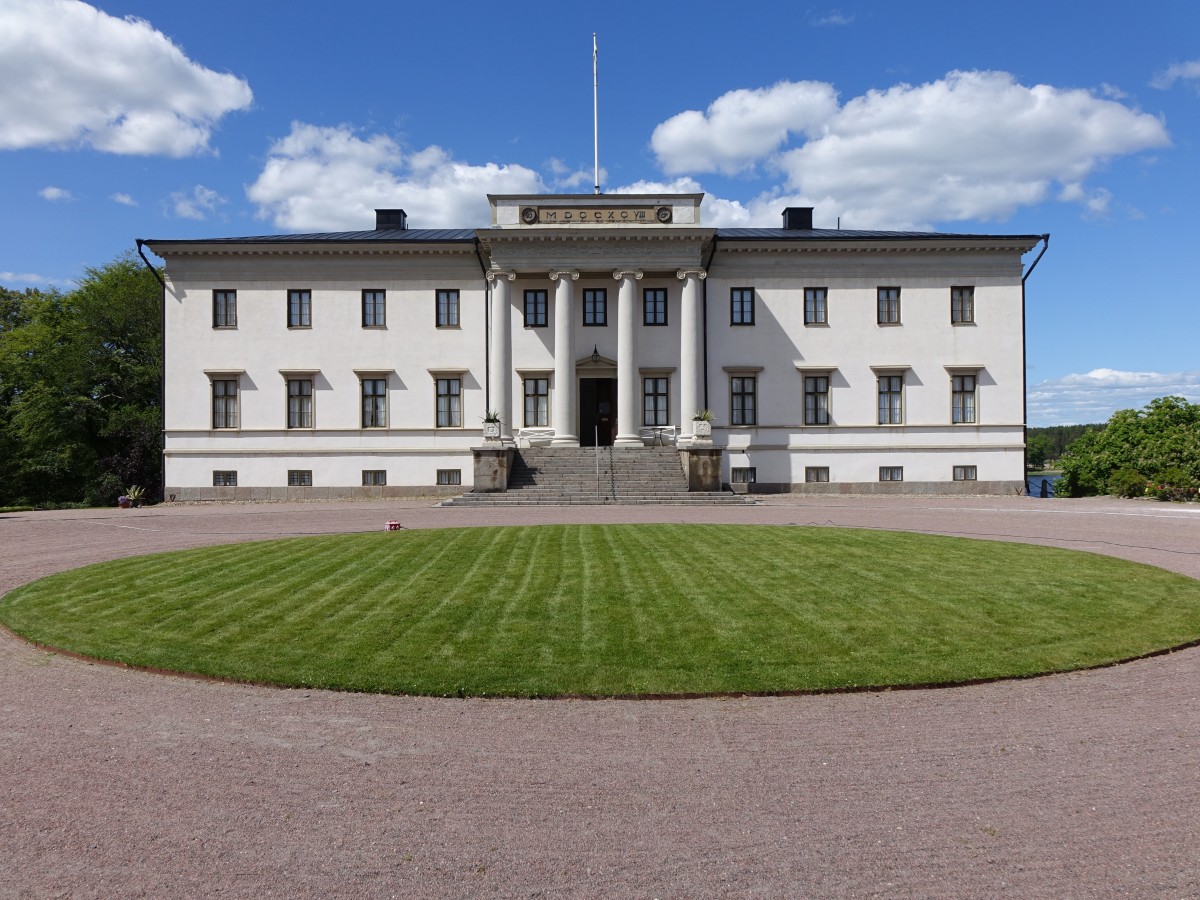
[1108, 468, 1147, 499]
[1145, 466, 1198, 502]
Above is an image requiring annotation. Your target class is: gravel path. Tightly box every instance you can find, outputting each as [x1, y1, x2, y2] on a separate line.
[2, 496, 1198, 898]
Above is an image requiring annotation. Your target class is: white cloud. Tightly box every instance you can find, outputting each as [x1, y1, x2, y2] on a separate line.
[652, 81, 839, 176]
[1151, 60, 1200, 90]
[0, 0, 252, 156]
[111, 192, 138, 207]
[39, 186, 73, 202]
[170, 185, 225, 220]
[809, 8, 854, 26]
[0, 270, 55, 285]
[651, 70, 1170, 229]
[246, 122, 544, 231]
[1028, 368, 1200, 426]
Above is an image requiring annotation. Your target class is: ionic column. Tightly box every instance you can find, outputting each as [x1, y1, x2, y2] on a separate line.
[677, 268, 707, 443]
[550, 269, 580, 446]
[486, 270, 515, 441]
[613, 269, 643, 447]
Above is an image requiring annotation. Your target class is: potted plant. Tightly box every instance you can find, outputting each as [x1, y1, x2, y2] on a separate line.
[125, 484, 146, 508]
[481, 410, 502, 441]
[692, 409, 714, 439]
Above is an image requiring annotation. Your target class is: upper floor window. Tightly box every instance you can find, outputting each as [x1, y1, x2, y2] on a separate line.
[583, 288, 607, 326]
[951, 286, 975, 324]
[804, 287, 828, 325]
[361, 377, 387, 428]
[362, 290, 386, 327]
[878, 374, 904, 424]
[213, 290, 237, 328]
[524, 289, 547, 327]
[436, 289, 460, 327]
[952, 373, 977, 424]
[804, 374, 830, 425]
[877, 287, 901, 325]
[643, 288, 667, 326]
[730, 376, 757, 426]
[211, 379, 239, 429]
[288, 289, 311, 328]
[287, 378, 313, 429]
[730, 288, 754, 325]
[436, 377, 462, 427]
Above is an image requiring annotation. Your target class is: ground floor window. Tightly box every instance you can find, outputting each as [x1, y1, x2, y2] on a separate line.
[524, 377, 549, 427]
[953, 465, 978, 481]
[952, 373, 977, 424]
[361, 378, 387, 428]
[878, 375, 903, 425]
[805, 466, 830, 483]
[288, 470, 313, 486]
[731, 467, 756, 483]
[437, 469, 462, 486]
[436, 377, 461, 427]
[879, 466, 904, 482]
[643, 377, 669, 426]
[730, 376, 757, 426]
[213, 470, 237, 487]
[362, 470, 386, 486]
[804, 375, 830, 425]
[212, 379, 238, 429]
[288, 378, 313, 429]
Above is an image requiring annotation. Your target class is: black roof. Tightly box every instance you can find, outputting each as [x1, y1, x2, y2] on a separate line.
[715, 227, 1043, 241]
[144, 228, 477, 246]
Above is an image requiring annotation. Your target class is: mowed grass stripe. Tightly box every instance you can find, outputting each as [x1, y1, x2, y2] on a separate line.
[3, 524, 1200, 697]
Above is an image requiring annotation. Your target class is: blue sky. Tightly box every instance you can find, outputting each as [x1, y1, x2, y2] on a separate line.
[2, 0, 1198, 426]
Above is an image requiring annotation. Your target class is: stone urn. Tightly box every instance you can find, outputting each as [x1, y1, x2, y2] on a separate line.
[693, 420, 712, 439]
[482, 421, 501, 442]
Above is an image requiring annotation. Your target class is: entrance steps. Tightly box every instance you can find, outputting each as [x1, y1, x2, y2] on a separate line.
[441, 446, 754, 507]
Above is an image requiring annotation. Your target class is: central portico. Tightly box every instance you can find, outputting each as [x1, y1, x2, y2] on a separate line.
[481, 193, 713, 448]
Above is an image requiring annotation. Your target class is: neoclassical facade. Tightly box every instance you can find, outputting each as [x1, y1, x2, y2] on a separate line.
[144, 193, 1045, 499]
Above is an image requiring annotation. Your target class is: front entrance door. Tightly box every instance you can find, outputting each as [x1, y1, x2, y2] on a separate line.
[579, 378, 616, 447]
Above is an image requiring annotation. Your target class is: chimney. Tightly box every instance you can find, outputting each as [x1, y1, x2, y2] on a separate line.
[782, 207, 813, 230]
[375, 209, 408, 230]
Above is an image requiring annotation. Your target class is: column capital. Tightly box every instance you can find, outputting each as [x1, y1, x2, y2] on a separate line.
[486, 270, 516, 283]
[613, 269, 644, 281]
[676, 268, 708, 281]
[549, 269, 580, 282]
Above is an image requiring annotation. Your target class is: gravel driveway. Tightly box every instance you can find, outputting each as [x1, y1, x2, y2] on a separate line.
[2, 496, 1198, 898]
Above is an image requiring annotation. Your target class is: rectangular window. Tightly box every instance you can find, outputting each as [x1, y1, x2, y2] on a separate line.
[362, 470, 387, 486]
[288, 470, 312, 487]
[212, 470, 237, 487]
[287, 378, 313, 429]
[805, 466, 830, 483]
[362, 290, 386, 327]
[953, 465, 978, 481]
[287, 289, 311, 328]
[436, 469, 462, 486]
[436, 377, 461, 427]
[731, 376, 757, 426]
[436, 289, 460, 327]
[878, 375, 903, 425]
[583, 288, 607, 326]
[804, 287, 828, 325]
[952, 373, 977, 424]
[211, 379, 238, 429]
[951, 286, 975, 324]
[212, 290, 237, 328]
[879, 466, 904, 482]
[523, 377, 549, 427]
[877, 287, 901, 324]
[804, 375, 830, 425]
[361, 378, 387, 428]
[524, 289, 547, 327]
[643, 288, 667, 326]
[730, 288, 754, 325]
[731, 467, 756, 484]
[643, 377, 669, 426]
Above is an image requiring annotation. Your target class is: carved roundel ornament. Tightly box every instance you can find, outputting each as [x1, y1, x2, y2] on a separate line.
[655, 205, 673, 223]
[520, 206, 538, 224]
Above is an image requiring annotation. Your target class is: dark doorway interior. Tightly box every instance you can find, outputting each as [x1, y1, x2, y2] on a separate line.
[579, 378, 616, 447]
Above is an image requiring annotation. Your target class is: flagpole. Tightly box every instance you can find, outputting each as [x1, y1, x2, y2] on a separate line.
[593, 33, 600, 195]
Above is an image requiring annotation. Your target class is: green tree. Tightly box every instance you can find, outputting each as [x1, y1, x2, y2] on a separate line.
[1054, 396, 1200, 498]
[1026, 433, 1054, 470]
[0, 253, 162, 505]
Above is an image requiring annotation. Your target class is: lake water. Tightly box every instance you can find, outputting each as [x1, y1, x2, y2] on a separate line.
[1026, 473, 1062, 497]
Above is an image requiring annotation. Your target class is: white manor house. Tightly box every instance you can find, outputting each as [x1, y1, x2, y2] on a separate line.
[143, 193, 1046, 500]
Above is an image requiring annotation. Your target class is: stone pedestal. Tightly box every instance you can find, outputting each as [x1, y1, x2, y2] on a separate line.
[472, 447, 514, 493]
[680, 446, 723, 492]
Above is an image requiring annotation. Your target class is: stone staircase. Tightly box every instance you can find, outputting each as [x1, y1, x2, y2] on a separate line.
[441, 447, 753, 506]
